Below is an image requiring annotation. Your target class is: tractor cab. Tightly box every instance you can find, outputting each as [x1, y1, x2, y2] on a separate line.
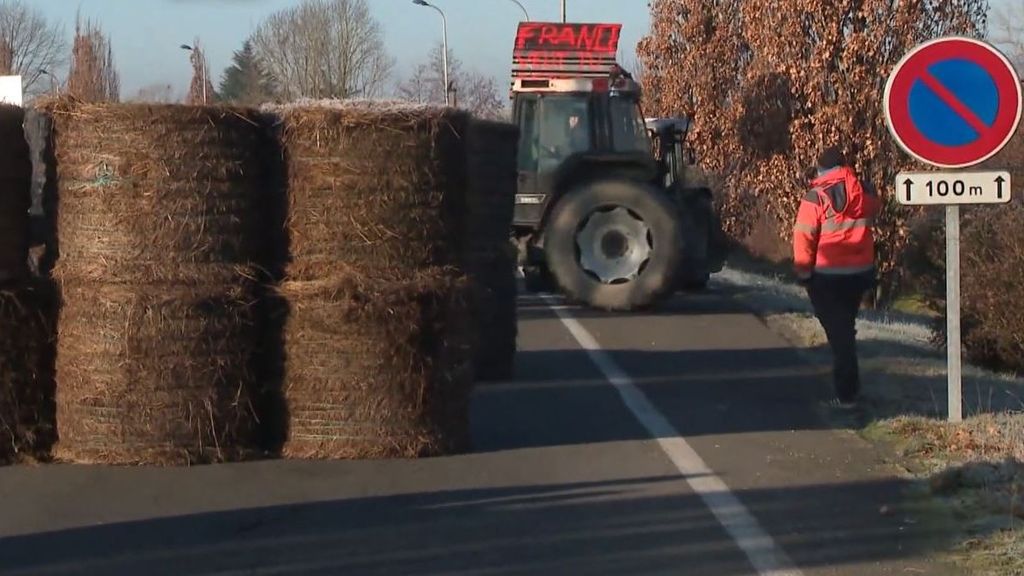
[646, 117, 693, 189]
[510, 23, 657, 227]
[508, 22, 726, 310]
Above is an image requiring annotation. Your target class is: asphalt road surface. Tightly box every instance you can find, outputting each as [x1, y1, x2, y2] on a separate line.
[0, 286, 958, 576]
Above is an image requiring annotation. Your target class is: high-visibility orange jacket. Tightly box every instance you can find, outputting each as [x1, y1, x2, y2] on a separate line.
[792, 166, 880, 278]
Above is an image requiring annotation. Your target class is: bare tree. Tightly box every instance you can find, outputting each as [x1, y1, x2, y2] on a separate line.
[991, 2, 1024, 71]
[397, 42, 506, 119]
[0, 0, 66, 95]
[130, 83, 180, 104]
[0, 39, 10, 73]
[66, 15, 120, 102]
[251, 0, 393, 100]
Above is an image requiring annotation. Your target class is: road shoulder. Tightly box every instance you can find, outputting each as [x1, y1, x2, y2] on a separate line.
[713, 265, 1024, 576]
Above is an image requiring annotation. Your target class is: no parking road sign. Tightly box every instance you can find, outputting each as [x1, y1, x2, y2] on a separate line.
[883, 36, 1022, 425]
[884, 36, 1022, 169]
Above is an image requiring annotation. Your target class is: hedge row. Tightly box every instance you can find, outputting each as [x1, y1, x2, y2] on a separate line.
[906, 131, 1024, 375]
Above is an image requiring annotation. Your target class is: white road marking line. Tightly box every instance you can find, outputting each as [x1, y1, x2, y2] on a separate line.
[544, 295, 804, 576]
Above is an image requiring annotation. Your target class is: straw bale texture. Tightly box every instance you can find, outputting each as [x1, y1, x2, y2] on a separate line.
[463, 119, 519, 256]
[41, 99, 276, 465]
[43, 99, 277, 284]
[277, 271, 476, 459]
[0, 280, 58, 465]
[467, 246, 518, 382]
[53, 281, 261, 465]
[463, 119, 520, 381]
[0, 105, 31, 283]
[270, 101, 471, 282]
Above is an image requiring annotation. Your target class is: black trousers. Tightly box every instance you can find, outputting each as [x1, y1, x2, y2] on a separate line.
[805, 271, 875, 402]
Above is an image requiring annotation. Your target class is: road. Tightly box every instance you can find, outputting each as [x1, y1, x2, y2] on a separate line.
[0, 285, 957, 575]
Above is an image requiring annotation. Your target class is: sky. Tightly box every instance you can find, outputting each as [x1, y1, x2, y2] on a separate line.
[29, 0, 653, 99]
[27, 0, 1018, 100]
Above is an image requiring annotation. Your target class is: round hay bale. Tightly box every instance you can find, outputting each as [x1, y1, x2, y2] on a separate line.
[42, 99, 277, 284]
[463, 119, 518, 255]
[0, 280, 58, 465]
[0, 105, 31, 284]
[276, 270, 476, 459]
[460, 119, 519, 381]
[53, 280, 262, 465]
[469, 247, 518, 382]
[267, 101, 471, 282]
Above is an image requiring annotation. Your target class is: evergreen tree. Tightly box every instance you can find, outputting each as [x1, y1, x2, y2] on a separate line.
[218, 39, 277, 106]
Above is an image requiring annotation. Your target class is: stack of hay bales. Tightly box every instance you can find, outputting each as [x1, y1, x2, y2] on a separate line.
[46, 100, 273, 465]
[0, 105, 57, 464]
[269, 101, 477, 459]
[463, 119, 519, 381]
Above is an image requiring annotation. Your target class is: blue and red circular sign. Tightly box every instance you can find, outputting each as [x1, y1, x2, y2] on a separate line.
[884, 36, 1022, 169]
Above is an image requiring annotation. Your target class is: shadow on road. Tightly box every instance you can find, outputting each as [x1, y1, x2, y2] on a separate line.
[515, 289, 750, 322]
[0, 475, 950, 576]
[472, 346, 832, 453]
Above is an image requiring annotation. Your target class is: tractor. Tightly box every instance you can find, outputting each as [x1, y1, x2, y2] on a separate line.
[510, 22, 728, 311]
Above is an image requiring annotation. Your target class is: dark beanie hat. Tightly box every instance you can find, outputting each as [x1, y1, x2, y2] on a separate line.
[817, 146, 845, 170]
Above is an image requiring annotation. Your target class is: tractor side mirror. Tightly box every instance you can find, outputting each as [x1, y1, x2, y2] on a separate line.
[685, 148, 697, 166]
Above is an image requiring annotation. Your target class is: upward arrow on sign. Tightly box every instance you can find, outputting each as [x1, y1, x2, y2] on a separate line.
[903, 178, 914, 202]
[996, 175, 1006, 199]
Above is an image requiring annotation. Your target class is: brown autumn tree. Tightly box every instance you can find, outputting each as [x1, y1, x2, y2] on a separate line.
[66, 16, 120, 102]
[185, 39, 217, 105]
[638, 0, 988, 303]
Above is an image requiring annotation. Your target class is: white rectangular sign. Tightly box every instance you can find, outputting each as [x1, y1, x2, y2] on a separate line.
[0, 75, 22, 106]
[896, 171, 1011, 206]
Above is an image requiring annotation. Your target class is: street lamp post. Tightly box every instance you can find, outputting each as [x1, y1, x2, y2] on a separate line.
[507, 0, 530, 20]
[561, 0, 566, 22]
[180, 43, 207, 104]
[412, 0, 450, 106]
[38, 69, 58, 96]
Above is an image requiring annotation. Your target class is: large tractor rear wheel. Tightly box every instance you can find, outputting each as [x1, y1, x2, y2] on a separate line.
[544, 180, 684, 311]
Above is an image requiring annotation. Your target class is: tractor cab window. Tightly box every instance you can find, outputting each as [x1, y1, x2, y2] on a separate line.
[536, 95, 592, 173]
[517, 96, 540, 173]
[609, 96, 651, 154]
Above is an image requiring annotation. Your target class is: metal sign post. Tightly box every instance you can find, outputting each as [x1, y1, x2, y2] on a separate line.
[885, 37, 1022, 423]
[946, 204, 962, 422]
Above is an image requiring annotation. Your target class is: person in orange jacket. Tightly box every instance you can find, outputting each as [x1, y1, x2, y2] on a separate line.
[793, 146, 880, 408]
